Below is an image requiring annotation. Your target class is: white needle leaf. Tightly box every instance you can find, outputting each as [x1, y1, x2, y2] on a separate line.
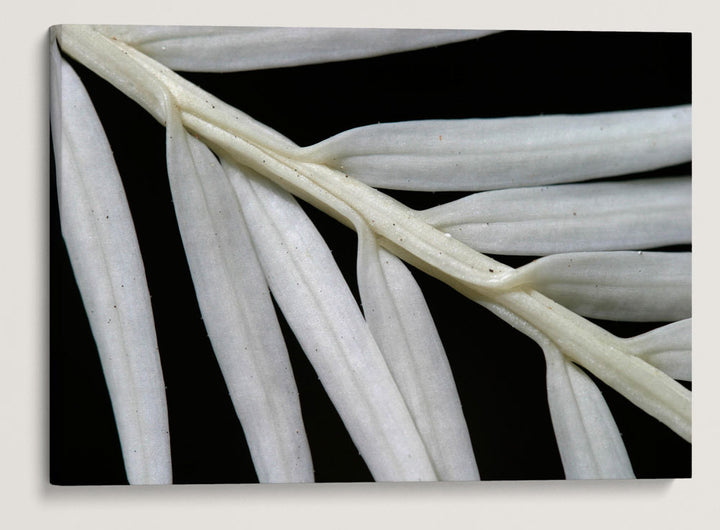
[545, 349, 635, 479]
[507, 252, 691, 322]
[50, 42, 171, 484]
[165, 108, 312, 482]
[94, 25, 495, 73]
[355, 224, 479, 480]
[224, 161, 437, 481]
[419, 177, 690, 255]
[302, 106, 690, 191]
[482, 303, 634, 479]
[625, 319, 691, 381]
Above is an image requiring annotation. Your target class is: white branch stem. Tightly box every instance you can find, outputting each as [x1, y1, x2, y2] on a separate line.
[56, 24, 691, 442]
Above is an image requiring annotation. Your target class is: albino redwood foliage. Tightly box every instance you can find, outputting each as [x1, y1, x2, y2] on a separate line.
[51, 26, 691, 484]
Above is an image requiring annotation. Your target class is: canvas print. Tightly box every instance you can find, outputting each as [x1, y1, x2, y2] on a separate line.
[50, 26, 691, 484]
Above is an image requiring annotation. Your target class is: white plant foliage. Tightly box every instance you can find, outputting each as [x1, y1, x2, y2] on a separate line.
[354, 229, 479, 481]
[418, 178, 690, 255]
[480, 302, 634, 479]
[50, 42, 171, 485]
[625, 319, 692, 381]
[50, 25, 691, 484]
[224, 162, 437, 481]
[506, 251, 691, 322]
[165, 106, 313, 482]
[302, 106, 691, 191]
[92, 25, 496, 73]
[545, 351, 635, 479]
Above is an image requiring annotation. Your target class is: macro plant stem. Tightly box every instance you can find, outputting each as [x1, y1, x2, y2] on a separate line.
[56, 24, 691, 443]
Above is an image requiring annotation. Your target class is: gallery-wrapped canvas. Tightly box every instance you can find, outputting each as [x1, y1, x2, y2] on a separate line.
[50, 26, 691, 485]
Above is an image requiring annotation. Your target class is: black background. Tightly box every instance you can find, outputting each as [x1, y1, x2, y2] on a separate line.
[50, 30, 691, 484]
